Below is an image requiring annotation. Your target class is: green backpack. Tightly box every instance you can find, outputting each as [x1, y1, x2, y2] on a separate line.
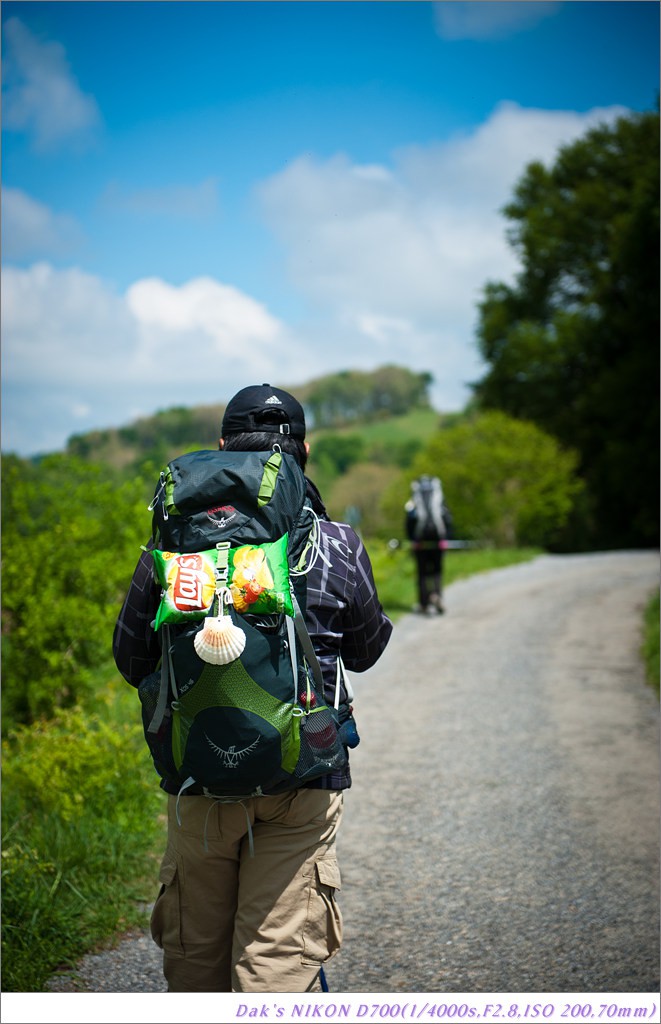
[138, 448, 347, 800]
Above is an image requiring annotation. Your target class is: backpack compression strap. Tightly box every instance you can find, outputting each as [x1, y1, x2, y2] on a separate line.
[290, 593, 349, 711]
[290, 592, 325, 694]
[148, 623, 175, 736]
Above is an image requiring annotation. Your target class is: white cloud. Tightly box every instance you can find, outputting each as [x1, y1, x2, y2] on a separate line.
[1, 187, 85, 260]
[434, 1, 561, 42]
[1, 263, 138, 394]
[126, 276, 287, 373]
[1, 17, 101, 151]
[357, 313, 413, 345]
[0, 264, 301, 455]
[257, 101, 629, 411]
[1, 102, 631, 456]
[397, 101, 625, 207]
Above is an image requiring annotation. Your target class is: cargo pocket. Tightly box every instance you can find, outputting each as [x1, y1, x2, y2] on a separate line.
[150, 850, 184, 955]
[301, 857, 343, 965]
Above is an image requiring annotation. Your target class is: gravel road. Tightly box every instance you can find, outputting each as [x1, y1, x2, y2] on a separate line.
[47, 550, 660, 995]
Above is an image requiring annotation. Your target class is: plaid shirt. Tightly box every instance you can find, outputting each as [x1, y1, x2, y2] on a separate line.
[112, 478, 393, 792]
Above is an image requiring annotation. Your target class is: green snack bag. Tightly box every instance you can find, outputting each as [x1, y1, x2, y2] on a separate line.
[152, 548, 218, 629]
[228, 534, 293, 616]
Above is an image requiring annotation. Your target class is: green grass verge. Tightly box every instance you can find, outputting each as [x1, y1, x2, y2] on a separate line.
[642, 590, 660, 695]
[1, 677, 167, 992]
[368, 541, 543, 622]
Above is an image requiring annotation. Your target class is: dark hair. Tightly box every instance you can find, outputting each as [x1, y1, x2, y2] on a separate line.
[222, 431, 308, 471]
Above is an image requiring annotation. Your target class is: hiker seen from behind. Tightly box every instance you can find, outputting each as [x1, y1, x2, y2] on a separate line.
[405, 474, 453, 616]
[113, 383, 393, 993]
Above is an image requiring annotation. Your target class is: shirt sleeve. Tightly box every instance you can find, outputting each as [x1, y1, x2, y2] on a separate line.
[338, 528, 393, 671]
[304, 521, 393, 675]
[112, 546, 162, 687]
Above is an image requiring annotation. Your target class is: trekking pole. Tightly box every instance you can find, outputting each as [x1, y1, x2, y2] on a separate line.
[320, 965, 329, 992]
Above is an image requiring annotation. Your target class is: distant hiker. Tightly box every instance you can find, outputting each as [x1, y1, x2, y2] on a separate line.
[113, 383, 392, 993]
[405, 474, 453, 615]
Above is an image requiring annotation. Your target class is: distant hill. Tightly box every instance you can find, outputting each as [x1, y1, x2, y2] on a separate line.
[66, 403, 227, 471]
[65, 366, 438, 472]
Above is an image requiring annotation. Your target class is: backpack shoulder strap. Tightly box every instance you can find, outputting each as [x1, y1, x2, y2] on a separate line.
[290, 590, 324, 693]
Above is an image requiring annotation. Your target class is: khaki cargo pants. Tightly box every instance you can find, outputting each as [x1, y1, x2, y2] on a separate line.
[150, 788, 344, 992]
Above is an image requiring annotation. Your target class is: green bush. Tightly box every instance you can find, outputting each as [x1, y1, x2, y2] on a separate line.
[1, 454, 149, 729]
[368, 539, 543, 620]
[327, 461, 401, 535]
[642, 590, 660, 694]
[1, 683, 166, 991]
[380, 410, 584, 548]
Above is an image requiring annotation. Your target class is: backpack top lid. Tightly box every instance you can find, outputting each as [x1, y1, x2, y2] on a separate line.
[150, 448, 310, 557]
[414, 474, 442, 498]
[410, 474, 446, 540]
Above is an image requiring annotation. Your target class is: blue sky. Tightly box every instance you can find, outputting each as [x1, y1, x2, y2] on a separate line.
[2, 1, 658, 456]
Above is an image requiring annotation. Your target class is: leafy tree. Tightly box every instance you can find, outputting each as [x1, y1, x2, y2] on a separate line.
[367, 437, 425, 470]
[327, 462, 401, 537]
[380, 411, 584, 548]
[1, 454, 149, 728]
[473, 109, 659, 548]
[307, 433, 366, 493]
[299, 365, 432, 429]
[67, 403, 224, 471]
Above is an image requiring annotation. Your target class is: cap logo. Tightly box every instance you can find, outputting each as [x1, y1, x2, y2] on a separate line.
[265, 395, 282, 405]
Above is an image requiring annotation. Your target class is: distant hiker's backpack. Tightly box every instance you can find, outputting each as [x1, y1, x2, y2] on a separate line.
[408, 475, 447, 542]
[138, 448, 347, 800]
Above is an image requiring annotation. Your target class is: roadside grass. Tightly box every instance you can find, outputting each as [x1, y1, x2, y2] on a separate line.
[368, 541, 543, 621]
[1, 677, 167, 993]
[642, 590, 660, 695]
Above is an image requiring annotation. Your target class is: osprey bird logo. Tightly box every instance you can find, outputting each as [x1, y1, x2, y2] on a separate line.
[205, 733, 260, 768]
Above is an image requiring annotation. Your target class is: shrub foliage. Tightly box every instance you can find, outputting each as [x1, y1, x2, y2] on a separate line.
[1, 454, 148, 728]
[1, 688, 166, 991]
[380, 410, 584, 547]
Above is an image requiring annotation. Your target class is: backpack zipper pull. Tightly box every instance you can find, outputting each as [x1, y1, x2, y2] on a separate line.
[148, 472, 166, 511]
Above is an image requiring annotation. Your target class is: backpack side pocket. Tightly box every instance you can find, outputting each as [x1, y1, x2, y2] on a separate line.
[138, 670, 180, 784]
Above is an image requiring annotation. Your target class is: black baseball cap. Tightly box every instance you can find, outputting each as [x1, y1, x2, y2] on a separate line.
[221, 384, 307, 440]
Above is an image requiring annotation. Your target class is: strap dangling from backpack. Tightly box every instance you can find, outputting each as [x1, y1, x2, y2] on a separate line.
[148, 623, 175, 735]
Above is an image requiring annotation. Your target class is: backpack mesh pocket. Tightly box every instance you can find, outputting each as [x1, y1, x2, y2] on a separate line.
[293, 705, 347, 784]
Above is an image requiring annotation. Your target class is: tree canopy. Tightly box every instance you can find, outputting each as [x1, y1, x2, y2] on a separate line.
[381, 411, 583, 548]
[297, 365, 433, 430]
[473, 108, 659, 548]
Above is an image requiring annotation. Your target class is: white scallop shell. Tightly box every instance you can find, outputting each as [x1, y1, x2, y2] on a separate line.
[193, 615, 246, 665]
